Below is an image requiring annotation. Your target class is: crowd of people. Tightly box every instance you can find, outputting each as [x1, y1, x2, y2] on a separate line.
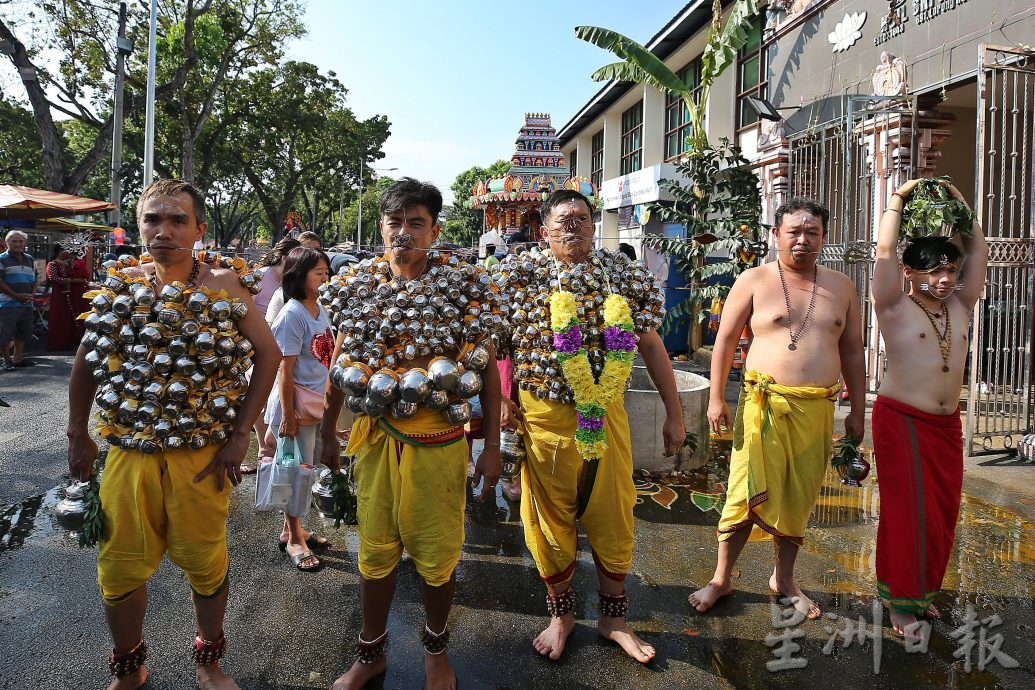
[55, 172, 988, 689]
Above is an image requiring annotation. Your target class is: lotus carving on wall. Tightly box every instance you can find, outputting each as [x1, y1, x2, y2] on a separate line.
[828, 11, 867, 53]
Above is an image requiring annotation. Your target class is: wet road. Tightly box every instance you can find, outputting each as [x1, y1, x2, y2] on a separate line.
[1, 356, 1034, 689]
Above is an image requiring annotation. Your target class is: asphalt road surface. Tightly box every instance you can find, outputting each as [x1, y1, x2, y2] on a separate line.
[1, 352, 1033, 689]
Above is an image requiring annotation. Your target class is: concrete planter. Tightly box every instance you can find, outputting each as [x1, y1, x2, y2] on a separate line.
[623, 366, 710, 473]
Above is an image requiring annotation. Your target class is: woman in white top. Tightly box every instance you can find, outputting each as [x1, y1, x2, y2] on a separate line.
[266, 246, 333, 571]
[240, 238, 300, 474]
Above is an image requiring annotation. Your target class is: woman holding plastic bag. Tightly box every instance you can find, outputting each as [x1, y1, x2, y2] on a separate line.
[241, 237, 301, 474]
[262, 246, 334, 571]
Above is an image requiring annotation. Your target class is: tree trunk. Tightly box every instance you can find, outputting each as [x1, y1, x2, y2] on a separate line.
[0, 22, 65, 191]
[181, 119, 196, 185]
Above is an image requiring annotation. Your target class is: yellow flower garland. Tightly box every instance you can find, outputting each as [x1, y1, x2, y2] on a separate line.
[550, 291, 636, 459]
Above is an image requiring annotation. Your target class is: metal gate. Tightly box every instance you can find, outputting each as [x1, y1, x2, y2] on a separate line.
[966, 45, 1035, 456]
[787, 96, 917, 392]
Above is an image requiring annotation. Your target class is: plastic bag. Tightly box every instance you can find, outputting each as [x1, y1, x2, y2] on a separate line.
[255, 436, 318, 516]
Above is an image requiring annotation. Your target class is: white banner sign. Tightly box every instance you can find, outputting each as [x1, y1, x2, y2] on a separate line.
[601, 164, 684, 210]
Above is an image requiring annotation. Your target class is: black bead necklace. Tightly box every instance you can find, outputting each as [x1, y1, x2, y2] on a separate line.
[152, 257, 201, 288]
[777, 260, 819, 352]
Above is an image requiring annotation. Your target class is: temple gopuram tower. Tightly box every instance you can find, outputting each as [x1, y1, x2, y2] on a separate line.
[471, 113, 597, 238]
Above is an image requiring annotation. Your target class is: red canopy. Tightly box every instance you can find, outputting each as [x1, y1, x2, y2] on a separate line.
[0, 184, 115, 221]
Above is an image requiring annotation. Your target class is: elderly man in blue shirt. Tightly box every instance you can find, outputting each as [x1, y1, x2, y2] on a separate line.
[0, 231, 38, 370]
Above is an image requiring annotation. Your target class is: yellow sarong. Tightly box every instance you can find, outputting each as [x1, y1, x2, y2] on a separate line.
[98, 445, 230, 604]
[717, 371, 838, 545]
[346, 409, 467, 587]
[518, 390, 635, 584]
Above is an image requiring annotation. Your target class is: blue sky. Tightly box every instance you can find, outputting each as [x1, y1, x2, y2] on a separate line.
[288, 0, 690, 204]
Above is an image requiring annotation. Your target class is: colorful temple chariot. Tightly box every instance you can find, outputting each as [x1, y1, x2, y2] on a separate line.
[470, 113, 597, 235]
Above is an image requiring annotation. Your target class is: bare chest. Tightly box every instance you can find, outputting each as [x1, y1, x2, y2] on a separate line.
[881, 301, 970, 366]
[750, 280, 847, 339]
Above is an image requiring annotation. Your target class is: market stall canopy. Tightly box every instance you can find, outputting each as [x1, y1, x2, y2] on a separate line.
[34, 217, 114, 233]
[0, 184, 115, 221]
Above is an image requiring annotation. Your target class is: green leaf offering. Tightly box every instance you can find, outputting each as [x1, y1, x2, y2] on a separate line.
[330, 469, 357, 528]
[830, 435, 860, 471]
[900, 176, 975, 240]
[683, 431, 699, 455]
[689, 490, 725, 514]
[79, 470, 105, 549]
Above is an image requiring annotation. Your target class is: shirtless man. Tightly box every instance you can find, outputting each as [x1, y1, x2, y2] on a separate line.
[689, 198, 866, 620]
[67, 179, 280, 690]
[871, 179, 987, 638]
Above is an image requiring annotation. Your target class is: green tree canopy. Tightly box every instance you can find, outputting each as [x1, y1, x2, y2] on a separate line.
[0, 95, 45, 187]
[0, 0, 304, 192]
[222, 60, 391, 239]
[442, 159, 510, 247]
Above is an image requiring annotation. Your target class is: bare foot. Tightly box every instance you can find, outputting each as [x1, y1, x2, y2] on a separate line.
[688, 580, 732, 613]
[888, 610, 926, 639]
[330, 657, 387, 689]
[598, 617, 655, 663]
[424, 652, 457, 690]
[106, 667, 147, 690]
[196, 663, 240, 690]
[769, 574, 821, 620]
[532, 613, 575, 661]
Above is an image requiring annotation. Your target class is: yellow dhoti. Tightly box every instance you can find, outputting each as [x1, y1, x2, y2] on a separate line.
[717, 371, 838, 545]
[346, 409, 467, 587]
[519, 390, 635, 584]
[98, 445, 230, 604]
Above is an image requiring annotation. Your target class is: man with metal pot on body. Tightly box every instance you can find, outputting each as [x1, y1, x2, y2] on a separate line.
[495, 189, 685, 663]
[319, 177, 501, 690]
[67, 179, 281, 690]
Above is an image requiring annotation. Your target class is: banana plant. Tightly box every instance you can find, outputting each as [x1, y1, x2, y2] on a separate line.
[576, 0, 760, 153]
[576, 0, 764, 347]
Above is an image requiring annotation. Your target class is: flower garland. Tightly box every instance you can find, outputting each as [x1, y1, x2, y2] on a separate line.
[549, 290, 637, 460]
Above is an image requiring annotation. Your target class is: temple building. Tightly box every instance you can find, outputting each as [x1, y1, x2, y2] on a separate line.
[470, 113, 596, 255]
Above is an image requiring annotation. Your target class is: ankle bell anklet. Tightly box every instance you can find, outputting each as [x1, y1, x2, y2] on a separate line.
[108, 639, 147, 678]
[355, 630, 388, 664]
[599, 591, 629, 618]
[546, 588, 575, 617]
[420, 624, 450, 655]
[191, 632, 227, 666]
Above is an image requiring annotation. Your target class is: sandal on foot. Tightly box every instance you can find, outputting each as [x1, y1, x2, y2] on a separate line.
[1, 363, 15, 372]
[289, 548, 321, 571]
[278, 534, 331, 551]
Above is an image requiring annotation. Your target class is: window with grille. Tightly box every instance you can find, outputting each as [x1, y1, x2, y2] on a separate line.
[590, 130, 604, 190]
[620, 102, 643, 175]
[664, 58, 703, 161]
[736, 17, 766, 131]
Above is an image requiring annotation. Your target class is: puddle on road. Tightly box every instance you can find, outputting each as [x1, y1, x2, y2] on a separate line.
[0, 485, 63, 554]
[632, 436, 1034, 578]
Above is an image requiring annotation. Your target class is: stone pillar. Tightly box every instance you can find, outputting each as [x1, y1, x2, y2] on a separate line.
[600, 107, 624, 250]
[642, 84, 665, 168]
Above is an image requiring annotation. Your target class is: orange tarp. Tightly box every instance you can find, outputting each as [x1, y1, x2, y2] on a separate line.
[0, 184, 115, 221]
